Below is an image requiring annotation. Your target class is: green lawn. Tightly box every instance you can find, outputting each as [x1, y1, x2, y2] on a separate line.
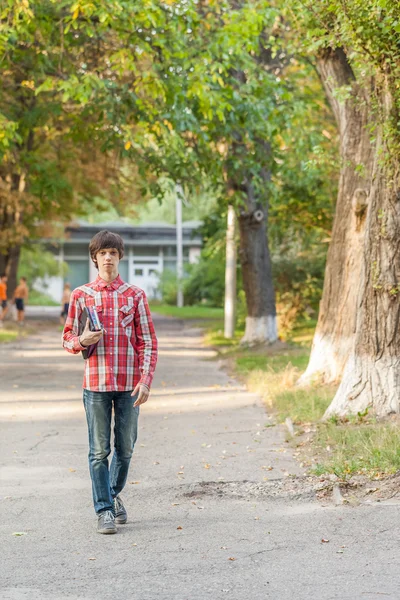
[0, 329, 19, 343]
[150, 303, 224, 320]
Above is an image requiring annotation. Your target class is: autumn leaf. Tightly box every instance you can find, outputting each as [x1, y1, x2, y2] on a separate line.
[177, 526, 183, 530]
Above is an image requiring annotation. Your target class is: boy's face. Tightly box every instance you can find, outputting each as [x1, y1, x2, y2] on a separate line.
[96, 247, 120, 276]
[2, 276, 7, 283]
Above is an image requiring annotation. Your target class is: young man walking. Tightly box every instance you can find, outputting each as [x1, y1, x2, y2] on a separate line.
[62, 230, 158, 534]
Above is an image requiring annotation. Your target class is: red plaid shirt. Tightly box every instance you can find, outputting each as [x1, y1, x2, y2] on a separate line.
[62, 275, 158, 392]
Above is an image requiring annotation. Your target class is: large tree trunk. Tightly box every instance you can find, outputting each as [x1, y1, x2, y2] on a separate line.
[0, 246, 21, 298]
[325, 95, 400, 417]
[0, 172, 26, 297]
[237, 189, 277, 345]
[299, 48, 374, 384]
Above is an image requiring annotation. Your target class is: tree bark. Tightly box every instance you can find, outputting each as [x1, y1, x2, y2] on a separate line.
[299, 48, 375, 384]
[0, 172, 26, 297]
[237, 185, 277, 345]
[325, 93, 400, 416]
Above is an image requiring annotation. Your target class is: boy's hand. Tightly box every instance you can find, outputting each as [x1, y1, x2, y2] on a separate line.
[132, 383, 150, 407]
[79, 319, 103, 347]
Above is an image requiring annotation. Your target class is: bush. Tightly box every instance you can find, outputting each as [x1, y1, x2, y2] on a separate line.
[156, 269, 178, 305]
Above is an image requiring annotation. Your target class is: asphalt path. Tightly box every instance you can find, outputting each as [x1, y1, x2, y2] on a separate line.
[1, 315, 399, 600]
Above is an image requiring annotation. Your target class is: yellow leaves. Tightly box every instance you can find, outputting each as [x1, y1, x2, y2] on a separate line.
[21, 80, 35, 90]
[163, 119, 174, 132]
[124, 141, 131, 150]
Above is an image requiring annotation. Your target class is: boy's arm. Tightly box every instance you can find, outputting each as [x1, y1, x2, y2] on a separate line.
[133, 292, 158, 389]
[62, 290, 86, 354]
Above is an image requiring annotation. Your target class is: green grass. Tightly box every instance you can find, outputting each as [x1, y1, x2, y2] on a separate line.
[236, 352, 310, 374]
[0, 329, 19, 343]
[150, 303, 224, 320]
[312, 420, 400, 478]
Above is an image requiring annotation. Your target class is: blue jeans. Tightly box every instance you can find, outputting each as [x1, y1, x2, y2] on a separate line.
[83, 390, 139, 515]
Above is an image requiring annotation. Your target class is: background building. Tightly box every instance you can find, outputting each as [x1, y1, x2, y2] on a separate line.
[39, 220, 202, 301]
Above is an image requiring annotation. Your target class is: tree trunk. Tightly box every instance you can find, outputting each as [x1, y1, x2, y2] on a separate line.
[0, 172, 26, 297]
[0, 246, 21, 298]
[238, 193, 277, 345]
[325, 98, 400, 417]
[299, 48, 375, 384]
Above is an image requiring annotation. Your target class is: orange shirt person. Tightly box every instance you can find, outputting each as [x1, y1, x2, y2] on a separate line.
[0, 274, 8, 324]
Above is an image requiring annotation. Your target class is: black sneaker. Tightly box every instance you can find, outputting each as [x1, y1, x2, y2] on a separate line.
[97, 510, 117, 534]
[113, 496, 127, 524]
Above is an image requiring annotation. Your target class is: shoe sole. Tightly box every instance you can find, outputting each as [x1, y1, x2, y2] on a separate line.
[97, 528, 117, 534]
[115, 516, 127, 524]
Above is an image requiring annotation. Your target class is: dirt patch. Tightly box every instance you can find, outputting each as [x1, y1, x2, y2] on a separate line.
[181, 472, 400, 506]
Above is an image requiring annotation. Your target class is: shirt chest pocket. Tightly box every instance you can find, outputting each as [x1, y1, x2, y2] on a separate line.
[119, 304, 135, 328]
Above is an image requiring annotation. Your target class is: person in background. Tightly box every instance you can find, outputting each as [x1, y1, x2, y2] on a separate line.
[60, 282, 71, 325]
[13, 276, 29, 325]
[0, 274, 8, 327]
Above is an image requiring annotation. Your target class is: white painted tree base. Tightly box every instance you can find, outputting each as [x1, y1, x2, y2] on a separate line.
[324, 353, 400, 418]
[240, 316, 278, 345]
[297, 333, 354, 386]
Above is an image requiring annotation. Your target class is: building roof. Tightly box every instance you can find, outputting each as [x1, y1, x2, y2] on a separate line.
[65, 219, 203, 247]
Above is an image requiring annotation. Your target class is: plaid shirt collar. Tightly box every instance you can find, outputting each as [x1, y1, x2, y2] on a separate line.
[94, 274, 124, 292]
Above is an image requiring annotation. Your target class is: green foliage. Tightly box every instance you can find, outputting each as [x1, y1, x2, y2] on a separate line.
[18, 244, 66, 289]
[156, 269, 179, 306]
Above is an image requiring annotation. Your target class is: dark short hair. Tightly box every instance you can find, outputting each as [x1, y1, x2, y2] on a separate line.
[21, 277, 27, 282]
[89, 230, 124, 268]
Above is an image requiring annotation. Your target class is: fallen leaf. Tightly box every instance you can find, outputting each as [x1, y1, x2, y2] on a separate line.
[69, 468, 76, 473]
[171, 503, 180, 506]
[321, 539, 330, 543]
[129, 481, 140, 485]
[228, 557, 236, 561]
[220, 546, 227, 550]
[177, 526, 183, 530]
[204, 464, 211, 469]
[178, 471, 184, 475]
[153, 461, 160, 465]
[12, 532, 27, 536]
[132, 543, 137, 547]
[88, 557, 96, 561]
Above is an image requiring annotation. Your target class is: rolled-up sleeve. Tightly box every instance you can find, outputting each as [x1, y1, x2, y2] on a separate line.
[62, 290, 86, 354]
[134, 292, 158, 389]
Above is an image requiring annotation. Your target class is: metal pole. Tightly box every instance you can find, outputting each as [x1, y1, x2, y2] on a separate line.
[176, 183, 184, 308]
[224, 204, 237, 338]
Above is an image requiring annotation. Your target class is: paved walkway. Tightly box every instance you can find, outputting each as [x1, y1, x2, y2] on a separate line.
[1, 315, 399, 600]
